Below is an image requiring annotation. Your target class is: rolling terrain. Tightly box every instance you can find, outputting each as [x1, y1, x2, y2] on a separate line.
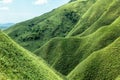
[3, 0, 120, 80]
[68, 36, 120, 80]
[35, 15, 120, 75]
[67, 0, 120, 37]
[5, 0, 97, 52]
[34, 0, 120, 76]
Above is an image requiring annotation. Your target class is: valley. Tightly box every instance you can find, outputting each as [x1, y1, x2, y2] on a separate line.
[1, 0, 120, 80]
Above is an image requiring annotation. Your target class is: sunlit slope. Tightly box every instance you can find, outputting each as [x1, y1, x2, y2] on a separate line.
[77, 0, 120, 37]
[5, 0, 97, 52]
[115, 76, 120, 80]
[0, 73, 10, 80]
[34, 16, 120, 75]
[68, 37, 120, 80]
[0, 31, 64, 80]
[67, 0, 117, 37]
[4, 0, 120, 79]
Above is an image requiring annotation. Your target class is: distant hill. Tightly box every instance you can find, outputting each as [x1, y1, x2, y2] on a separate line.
[0, 23, 14, 30]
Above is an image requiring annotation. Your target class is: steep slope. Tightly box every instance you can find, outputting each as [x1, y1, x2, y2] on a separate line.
[34, 16, 120, 75]
[115, 76, 120, 80]
[34, 0, 120, 75]
[34, 37, 81, 75]
[5, 0, 97, 52]
[4, 0, 120, 79]
[68, 37, 120, 80]
[67, 0, 116, 37]
[0, 31, 64, 80]
[77, 0, 120, 37]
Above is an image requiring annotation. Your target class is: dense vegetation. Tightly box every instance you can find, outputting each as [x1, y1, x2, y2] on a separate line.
[5, 0, 97, 52]
[3, 0, 120, 80]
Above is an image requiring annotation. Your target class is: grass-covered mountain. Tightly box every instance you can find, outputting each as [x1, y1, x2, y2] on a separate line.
[0, 31, 64, 80]
[5, 0, 97, 52]
[69, 0, 77, 2]
[68, 37, 120, 80]
[4, 0, 120, 80]
[67, 0, 120, 37]
[35, 15, 120, 75]
[34, 0, 120, 75]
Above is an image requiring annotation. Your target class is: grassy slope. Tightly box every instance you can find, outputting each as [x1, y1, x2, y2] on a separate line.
[77, 0, 120, 37]
[34, 16, 120, 75]
[4, 0, 120, 79]
[34, 37, 81, 75]
[5, 0, 96, 52]
[68, 37, 120, 80]
[0, 31, 64, 80]
[67, 0, 114, 37]
[0, 73, 10, 80]
[115, 76, 120, 80]
[34, 0, 120, 75]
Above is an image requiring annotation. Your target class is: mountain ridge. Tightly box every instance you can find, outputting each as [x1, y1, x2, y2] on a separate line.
[3, 0, 120, 80]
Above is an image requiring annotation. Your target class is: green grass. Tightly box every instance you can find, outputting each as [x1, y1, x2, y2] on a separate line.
[68, 37, 120, 80]
[0, 73, 9, 80]
[3, 0, 120, 79]
[115, 76, 120, 80]
[67, 0, 114, 37]
[77, 0, 120, 37]
[34, 16, 120, 76]
[5, 0, 97, 52]
[0, 31, 65, 80]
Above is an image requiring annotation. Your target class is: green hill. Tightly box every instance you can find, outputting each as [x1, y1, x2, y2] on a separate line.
[68, 36, 120, 80]
[4, 0, 120, 79]
[34, 15, 120, 75]
[67, 0, 115, 37]
[34, 0, 120, 75]
[0, 31, 64, 80]
[34, 37, 81, 75]
[5, 0, 97, 52]
[77, 0, 120, 37]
